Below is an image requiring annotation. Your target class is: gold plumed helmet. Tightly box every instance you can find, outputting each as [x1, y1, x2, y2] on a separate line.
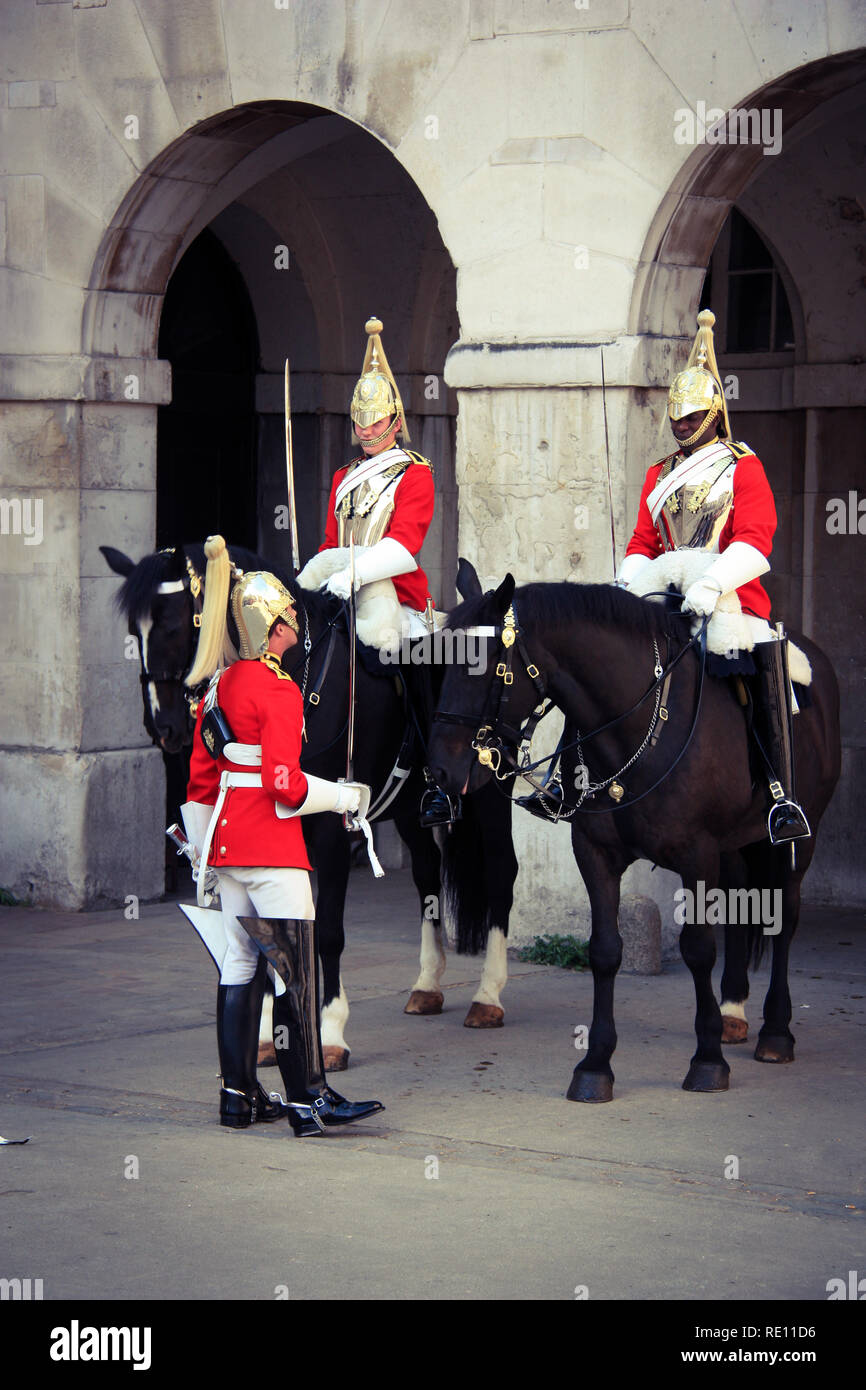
[231, 571, 299, 659]
[668, 309, 731, 441]
[186, 536, 298, 686]
[350, 317, 410, 444]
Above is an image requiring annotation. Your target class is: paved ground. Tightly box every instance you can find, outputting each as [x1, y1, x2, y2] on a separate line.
[0, 866, 863, 1309]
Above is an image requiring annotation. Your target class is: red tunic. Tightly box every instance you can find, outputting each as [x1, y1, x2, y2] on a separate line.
[187, 655, 312, 870]
[624, 450, 776, 619]
[319, 458, 434, 611]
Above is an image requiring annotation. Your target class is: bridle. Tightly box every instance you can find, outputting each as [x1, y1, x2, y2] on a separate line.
[136, 555, 206, 733]
[433, 601, 547, 777]
[433, 594, 709, 816]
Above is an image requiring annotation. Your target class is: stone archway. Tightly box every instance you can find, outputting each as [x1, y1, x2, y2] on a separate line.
[84, 99, 458, 601]
[72, 100, 458, 905]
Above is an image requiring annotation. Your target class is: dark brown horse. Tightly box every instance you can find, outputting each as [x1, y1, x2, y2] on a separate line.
[428, 564, 841, 1102]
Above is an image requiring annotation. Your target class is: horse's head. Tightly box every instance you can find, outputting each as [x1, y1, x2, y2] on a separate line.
[101, 545, 201, 754]
[430, 562, 546, 796]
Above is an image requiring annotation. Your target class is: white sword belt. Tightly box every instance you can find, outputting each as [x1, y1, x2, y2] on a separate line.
[196, 743, 383, 904]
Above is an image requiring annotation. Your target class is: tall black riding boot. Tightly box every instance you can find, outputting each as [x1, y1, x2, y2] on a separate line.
[752, 636, 811, 844]
[402, 657, 461, 827]
[216, 952, 288, 1129]
[238, 917, 385, 1135]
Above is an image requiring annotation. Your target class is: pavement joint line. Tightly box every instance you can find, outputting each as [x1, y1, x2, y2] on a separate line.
[3, 1072, 861, 1224]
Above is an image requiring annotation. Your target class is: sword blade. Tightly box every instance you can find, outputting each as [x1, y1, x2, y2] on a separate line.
[284, 359, 300, 572]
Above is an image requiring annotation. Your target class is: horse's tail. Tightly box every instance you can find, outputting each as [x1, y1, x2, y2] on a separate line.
[440, 810, 494, 956]
[746, 919, 769, 972]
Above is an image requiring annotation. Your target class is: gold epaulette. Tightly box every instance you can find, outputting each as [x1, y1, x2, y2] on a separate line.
[726, 440, 750, 459]
[657, 452, 679, 479]
[259, 652, 293, 682]
[405, 449, 433, 472]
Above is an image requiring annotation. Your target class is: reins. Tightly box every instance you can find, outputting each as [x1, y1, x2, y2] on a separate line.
[434, 593, 710, 816]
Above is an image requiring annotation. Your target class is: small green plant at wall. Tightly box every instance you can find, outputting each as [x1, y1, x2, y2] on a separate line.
[0, 887, 22, 906]
[518, 935, 590, 970]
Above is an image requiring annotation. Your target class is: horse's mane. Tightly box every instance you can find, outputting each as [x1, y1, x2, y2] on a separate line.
[448, 580, 691, 646]
[114, 550, 175, 626]
[114, 542, 284, 625]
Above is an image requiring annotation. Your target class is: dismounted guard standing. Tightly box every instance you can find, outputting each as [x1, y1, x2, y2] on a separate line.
[615, 309, 811, 845]
[181, 536, 384, 1136]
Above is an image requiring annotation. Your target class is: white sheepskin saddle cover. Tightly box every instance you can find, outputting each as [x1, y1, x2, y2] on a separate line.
[297, 548, 443, 650]
[630, 551, 812, 688]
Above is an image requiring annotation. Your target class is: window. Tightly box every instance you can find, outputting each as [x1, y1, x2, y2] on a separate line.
[701, 209, 795, 354]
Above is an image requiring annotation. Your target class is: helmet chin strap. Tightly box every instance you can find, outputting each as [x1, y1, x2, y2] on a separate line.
[672, 398, 721, 451]
[354, 415, 401, 450]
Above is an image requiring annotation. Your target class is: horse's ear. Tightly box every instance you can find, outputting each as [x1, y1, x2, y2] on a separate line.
[165, 545, 186, 580]
[456, 557, 482, 602]
[100, 545, 135, 577]
[493, 573, 515, 614]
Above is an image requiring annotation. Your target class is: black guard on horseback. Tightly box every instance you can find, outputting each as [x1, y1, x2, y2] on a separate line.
[428, 309, 841, 1104]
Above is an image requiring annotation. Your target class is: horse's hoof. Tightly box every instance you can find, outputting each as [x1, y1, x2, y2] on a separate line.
[404, 990, 444, 1015]
[257, 1042, 278, 1067]
[323, 1046, 349, 1073]
[754, 1036, 795, 1064]
[682, 1061, 730, 1092]
[464, 1003, 504, 1029]
[567, 1070, 614, 1103]
[721, 1017, 748, 1044]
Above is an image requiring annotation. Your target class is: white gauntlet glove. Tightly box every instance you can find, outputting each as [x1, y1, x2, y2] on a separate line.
[276, 775, 370, 818]
[681, 542, 770, 617]
[613, 553, 652, 590]
[334, 782, 363, 815]
[325, 537, 417, 599]
[180, 801, 214, 859]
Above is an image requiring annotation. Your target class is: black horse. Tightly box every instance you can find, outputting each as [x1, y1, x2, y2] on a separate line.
[101, 542, 518, 1069]
[428, 563, 841, 1102]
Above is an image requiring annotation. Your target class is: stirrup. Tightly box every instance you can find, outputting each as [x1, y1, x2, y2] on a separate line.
[419, 784, 462, 828]
[515, 780, 567, 822]
[767, 797, 811, 844]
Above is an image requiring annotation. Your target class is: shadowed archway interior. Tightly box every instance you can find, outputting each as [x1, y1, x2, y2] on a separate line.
[157, 227, 259, 552]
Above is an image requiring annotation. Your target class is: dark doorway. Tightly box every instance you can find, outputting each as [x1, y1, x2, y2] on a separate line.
[157, 228, 258, 550]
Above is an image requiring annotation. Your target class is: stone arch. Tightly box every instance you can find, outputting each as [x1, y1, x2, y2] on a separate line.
[630, 50, 866, 344]
[82, 98, 459, 600]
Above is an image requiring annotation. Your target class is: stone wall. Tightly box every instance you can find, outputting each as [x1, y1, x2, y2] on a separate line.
[1, 0, 864, 914]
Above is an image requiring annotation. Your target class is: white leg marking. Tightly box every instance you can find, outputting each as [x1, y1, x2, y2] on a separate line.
[411, 915, 447, 993]
[472, 927, 508, 1009]
[720, 1001, 747, 1020]
[321, 979, 350, 1052]
[259, 988, 273, 1044]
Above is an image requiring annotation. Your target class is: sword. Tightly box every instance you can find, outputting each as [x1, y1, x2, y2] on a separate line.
[344, 533, 357, 828]
[284, 359, 300, 573]
[600, 347, 617, 580]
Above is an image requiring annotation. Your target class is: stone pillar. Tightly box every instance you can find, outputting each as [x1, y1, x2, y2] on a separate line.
[0, 355, 171, 909]
[445, 335, 687, 955]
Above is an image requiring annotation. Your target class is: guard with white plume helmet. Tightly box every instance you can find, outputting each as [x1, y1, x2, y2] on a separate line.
[180, 536, 384, 1135]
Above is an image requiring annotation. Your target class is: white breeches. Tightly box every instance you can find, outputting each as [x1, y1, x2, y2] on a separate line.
[217, 867, 315, 985]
